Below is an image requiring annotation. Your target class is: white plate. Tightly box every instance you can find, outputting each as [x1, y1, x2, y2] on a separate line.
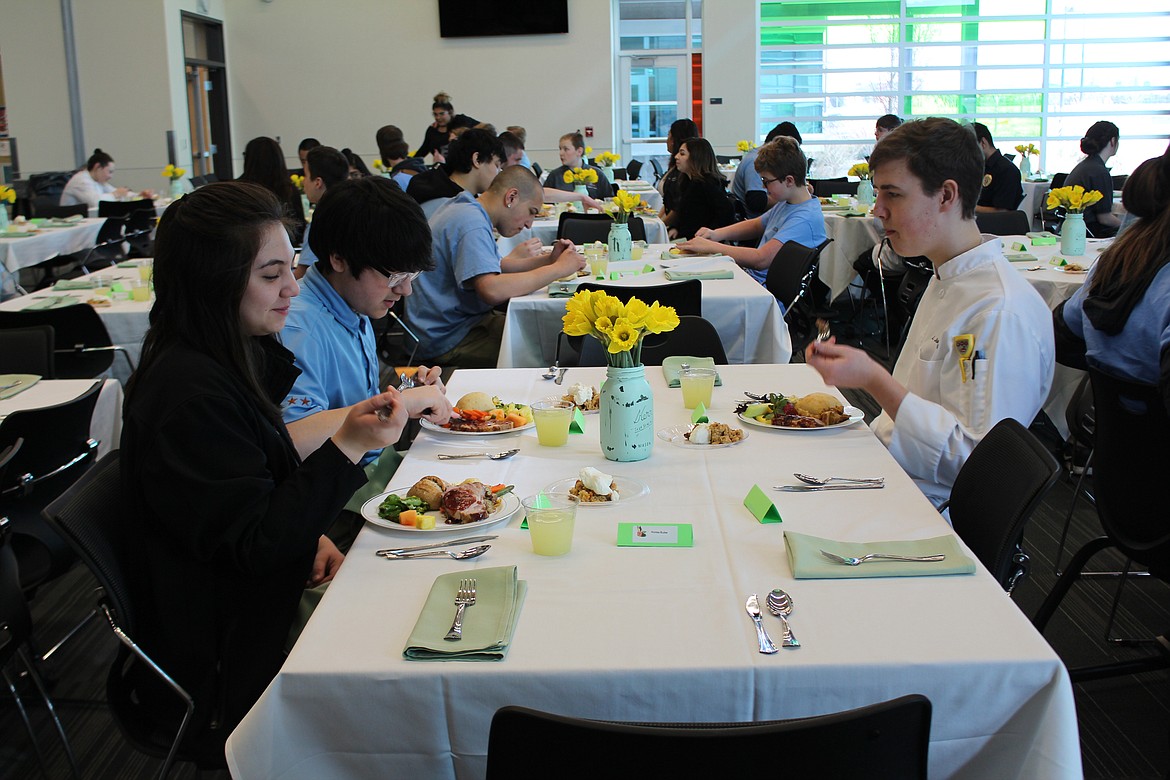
[420, 418, 533, 436]
[360, 488, 521, 533]
[541, 476, 650, 506]
[737, 405, 865, 431]
[657, 424, 749, 449]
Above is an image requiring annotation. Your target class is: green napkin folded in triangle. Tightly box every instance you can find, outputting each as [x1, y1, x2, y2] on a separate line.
[664, 268, 734, 281]
[404, 565, 527, 661]
[23, 295, 80, 310]
[661, 356, 722, 388]
[784, 530, 976, 579]
[0, 374, 41, 400]
[53, 278, 94, 291]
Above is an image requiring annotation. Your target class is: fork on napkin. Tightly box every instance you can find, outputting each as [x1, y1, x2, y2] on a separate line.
[0, 374, 41, 401]
[783, 530, 975, 579]
[403, 565, 526, 660]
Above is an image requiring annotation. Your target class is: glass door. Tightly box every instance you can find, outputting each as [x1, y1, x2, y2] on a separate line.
[619, 55, 690, 178]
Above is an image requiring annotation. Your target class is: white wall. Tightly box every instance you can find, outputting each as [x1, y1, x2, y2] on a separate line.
[700, 0, 759, 153]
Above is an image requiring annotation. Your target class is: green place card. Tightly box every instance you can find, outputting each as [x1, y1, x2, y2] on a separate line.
[609, 271, 621, 280]
[617, 523, 694, 547]
[570, 407, 586, 434]
[642, 263, 656, 274]
[744, 484, 782, 524]
[1011, 242, 1027, 252]
[690, 402, 708, 424]
[1031, 236, 1057, 246]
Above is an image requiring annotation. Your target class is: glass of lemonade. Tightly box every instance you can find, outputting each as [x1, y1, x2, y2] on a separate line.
[91, 275, 112, 298]
[522, 493, 579, 556]
[630, 240, 647, 261]
[531, 399, 574, 447]
[130, 280, 151, 302]
[679, 367, 717, 409]
[137, 260, 153, 281]
[585, 243, 608, 278]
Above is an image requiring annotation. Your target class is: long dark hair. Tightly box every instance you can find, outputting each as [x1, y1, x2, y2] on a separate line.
[239, 136, 296, 203]
[678, 137, 725, 187]
[128, 181, 292, 421]
[1080, 121, 1120, 157]
[86, 148, 114, 171]
[1089, 141, 1170, 296]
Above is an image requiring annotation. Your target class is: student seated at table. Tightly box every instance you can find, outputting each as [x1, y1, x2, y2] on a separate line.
[406, 166, 586, 368]
[1054, 140, 1170, 406]
[376, 124, 426, 189]
[972, 122, 1024, 214]
[805, 118, 1055, 508]
[733, 122, 802, 220]
[120, 181, 409, 764]
[281, 177, 453, 547]
[677, 136, 826, 287]
[408, 128, 505, 219]
[239, 136, 306, 243]
[545, 131, 614, 201]
[1065, 120, 1123, 238]
[296, 137, 320, 167]
[499, 129, 601, 212]
[59, 148, 132, 208]
[657, 118, 699, 222]
[295, 145, 349, 278]
[664, 137, 735, 240]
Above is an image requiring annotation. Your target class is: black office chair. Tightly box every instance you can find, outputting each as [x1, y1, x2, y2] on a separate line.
[557, 212, 647, 244]
[1111, 174, 1128, 191]
[31, 203, 88, 220]
[1, 513, 82, 780]
[486, 695, 932, 780]
[190, 175, 207, 189]
[626, 159, 643, 181]
[715, 154, 741, 165]
[763, 238, 834, 345]
[0, 326, 56, 377]
[579, 315, 727, 367]
[1033, 369, 1170, 683]
[570, 280, 703, 365]
[890, 259, 934, 354]
[648, 157, 666, 184]
[941, 418, 1060, 592]
[974, 210, 1031, 236]
[28, 171, 73, 216]
[98, 198, 156, 258]
[0, 305, 135, 378]
[812, 179, 859, 198]
[43, 452, 207, 777]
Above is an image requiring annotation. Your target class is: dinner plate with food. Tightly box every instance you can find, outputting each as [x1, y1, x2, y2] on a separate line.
[562, 383, 600, 413]
[420, 391, 534, 435]
[735, 392, 864, 431]
[361, 475, 521, 532]
[543, 467, 649, 506]
[657, 421, 748, 449]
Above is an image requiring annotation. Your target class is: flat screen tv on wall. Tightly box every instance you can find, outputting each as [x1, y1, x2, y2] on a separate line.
[438, 0, 568, 38]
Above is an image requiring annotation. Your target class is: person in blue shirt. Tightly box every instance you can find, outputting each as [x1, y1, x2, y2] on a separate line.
[281, 177, 453, 469]
[732, 122, 803, 220]
[296, 145, 349, 278]
[678, 136, 826, 285]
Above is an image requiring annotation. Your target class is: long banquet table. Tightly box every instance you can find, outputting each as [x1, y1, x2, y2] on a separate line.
[0, 378, 123, 457]
[0, 218, 106, 298]
[226, 364, 1080, 779]
[496, 213, 668, 255]
[498, 246, 792, 367]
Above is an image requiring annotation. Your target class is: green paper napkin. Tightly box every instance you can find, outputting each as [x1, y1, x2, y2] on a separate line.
[0, 374, 41, 400]
[784, 530, 976, 579]
[22, 295, 79, 310]
[744, 484, 781, 524]
[1026, 231, 1056, 239]
[690, 402, 708, 424]
[1005, 253, 1038, 263]
[53, 279, 94, 291]
[117, 260, 138, 268]
[664, 268, 734, 281]
[661, 356, 723, 388]
[569, 407, 586, 434]
[403, 565, 527, 661]
[547, 281, 578, 298]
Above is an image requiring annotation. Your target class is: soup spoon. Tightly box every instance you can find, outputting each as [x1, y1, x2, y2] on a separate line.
[794, 473, 884, 486]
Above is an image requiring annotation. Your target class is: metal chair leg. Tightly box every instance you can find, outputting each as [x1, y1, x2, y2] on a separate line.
[1054, 446, 1094, 575]
[3, 667, 52, 780]
[18, 645, 81, 779]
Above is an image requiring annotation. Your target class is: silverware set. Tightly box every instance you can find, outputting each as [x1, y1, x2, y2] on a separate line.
[376, 535, 497, 558]
[444, 578, 477, 641]
[745, 590, 801, 654]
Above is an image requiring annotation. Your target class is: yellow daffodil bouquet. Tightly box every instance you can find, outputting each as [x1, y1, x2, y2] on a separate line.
[848, 163, 871, 180]
[372, 159, 386, 173]
[563, 289, 680, 368]
[564, 167, 599, 186]
[0, 185, 15, 205]
[606, 190, 644, 224]
[161, 164, 186, 181]
[595, 151, 620, 168]
[290, 174, 305, 192]
[736, 140, 758, 153]
[1046, 185, 1103, 214]
[1014, 143, 1040, 159]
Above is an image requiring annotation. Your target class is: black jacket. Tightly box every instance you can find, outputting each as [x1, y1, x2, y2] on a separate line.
[670, 175, 735, 240]
[406, 168, 463, 207]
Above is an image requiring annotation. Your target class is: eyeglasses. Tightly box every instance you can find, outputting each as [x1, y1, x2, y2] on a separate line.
[761, 176, 780, 187]
[380, 269, 422, 288]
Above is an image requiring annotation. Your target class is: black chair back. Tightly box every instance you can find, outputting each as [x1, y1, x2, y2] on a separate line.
[531, 162, 543, 179]
[974, 210, 1031, 236]
[947, 418, 1060, 591]
[626, 159, 643, 180]
[648, 157, 666, 183]
[0, 325, 56, 378]
[98, 199, 156, 258]
[0, 380, 101, 502]
[764, 239, 833, 324]
[486, 695, 932, 780]
[579, 315, 727, 367]
[32, 203, 88, 220]
[812, 179, 859, 197]
[892, 260, 934, 346]
[0, 305, 131, 378]
[557, 213, 648, 244]
[576, 279, 701, 319]
[1051, 172, 1068, 189]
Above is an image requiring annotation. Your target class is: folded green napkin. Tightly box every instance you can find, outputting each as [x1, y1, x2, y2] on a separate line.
[53, 279, 94, 291]
[661, 356, 723, 388]
[404, 565, 527, 661]
[664, 268, 734, 281]
[1005, 253, 1038, 263]
[784, 530, 976, 579]
[0, 374, 41, 400]
[1, 231, 37, 238]
[548, 281, 579, 298]
[23, 295, 80, 310]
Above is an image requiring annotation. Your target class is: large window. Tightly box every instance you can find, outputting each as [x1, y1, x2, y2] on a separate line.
[758, 0, 1170, 177]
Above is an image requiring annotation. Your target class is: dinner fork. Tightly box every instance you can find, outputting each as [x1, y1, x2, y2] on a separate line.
[820, 549, 946, 566]
[444, 578, 477, 641]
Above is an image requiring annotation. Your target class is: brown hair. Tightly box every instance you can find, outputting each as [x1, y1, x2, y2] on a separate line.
[868, 118, 983, 219]
[754, 136, 807, 185]
[1089, 142, 1170, 295]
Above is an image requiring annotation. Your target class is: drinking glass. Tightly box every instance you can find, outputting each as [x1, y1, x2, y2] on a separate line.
[130, 280, 151, 302]
[531, 399, 574, 447]
[522, 493, 579, 556]
[679, 367, 717, 409]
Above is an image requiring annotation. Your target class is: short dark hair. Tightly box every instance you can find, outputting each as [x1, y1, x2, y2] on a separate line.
[971, 122, 994, 147]
[305, 146, 349, 190]
[499, 131, 525, 158]
[86, 148, 114, 170]
[445, 128, 504, 174]
[876, 114, 903, 132]
[669, 119, 699, 144]
[765, 122, 802, 145]
[376, 125, 405, 161]
[869, 117, 983, 219]
[309, 177, 433, 279]
[560, 132, 585, 152]
[486, 165, 542, 201]
[754, 136, 807, 185]
[297, 137, 321, 154]
[1081, 121, 1120, 157]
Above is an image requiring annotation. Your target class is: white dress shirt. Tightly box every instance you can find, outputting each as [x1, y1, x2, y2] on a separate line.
[59, 169, 116, 208]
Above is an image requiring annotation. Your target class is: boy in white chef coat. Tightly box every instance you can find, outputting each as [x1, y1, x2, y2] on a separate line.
[806, 118, 1054, 507]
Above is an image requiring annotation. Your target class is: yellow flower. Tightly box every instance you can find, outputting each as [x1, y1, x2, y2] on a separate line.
[594, 315, 616, 336]
[848, 163, 870, 180]
[563, 171, 573, 184]
[607, 318, 639, 353]
[0, 185, 15, 204]
[1014, 143, 1040, 157]
[736, 140, 757, 153]
[624, 298, 650, 328]
[585, 146, 593, 156]
[373, 159, 385, 171]
[565, 167, 598, 185]
[290, 174, 305, 191]
[561, 290, 679, 367]
[161, 164, 175, 178]
[595, 151, 620, 167]
[562, 311, 594, 337]
[642, 302, 680, 334]
[1046, 185, 1104, 213]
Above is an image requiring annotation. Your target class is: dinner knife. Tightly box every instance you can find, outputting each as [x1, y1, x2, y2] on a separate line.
[375, 535, 498, 556]
[772, 484, 886, 492]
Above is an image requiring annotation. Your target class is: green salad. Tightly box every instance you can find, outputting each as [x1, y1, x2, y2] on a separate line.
[377, 494, 428, 521]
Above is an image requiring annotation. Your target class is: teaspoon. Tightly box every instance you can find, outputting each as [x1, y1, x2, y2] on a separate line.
[766, 589, 801, 648]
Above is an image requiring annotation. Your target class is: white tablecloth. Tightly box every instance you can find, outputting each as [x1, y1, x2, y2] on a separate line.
[497, 214, 668, 255]
[497, 247, 792, 367]
[821, 213, 883, 299]
[226, 364, 1080, 780]
[1020, 180, 1052, 230]
[0, 219, 106, 298]
[0, 378, 123, 457]
[615, 181, 663, 212]
[0, 262, 152, 384]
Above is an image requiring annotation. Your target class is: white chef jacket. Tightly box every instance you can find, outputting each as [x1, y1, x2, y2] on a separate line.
[871, 237, 1055, 507]
[59, 169, 116, 208]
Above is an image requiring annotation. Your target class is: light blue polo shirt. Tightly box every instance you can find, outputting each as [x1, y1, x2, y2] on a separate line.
[298, 221, 319, 268]
[280, 264, 380, 464]
[731, 147, 763, 211]
[749, 198, 827, 285]
[405, 192, 501, 358]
